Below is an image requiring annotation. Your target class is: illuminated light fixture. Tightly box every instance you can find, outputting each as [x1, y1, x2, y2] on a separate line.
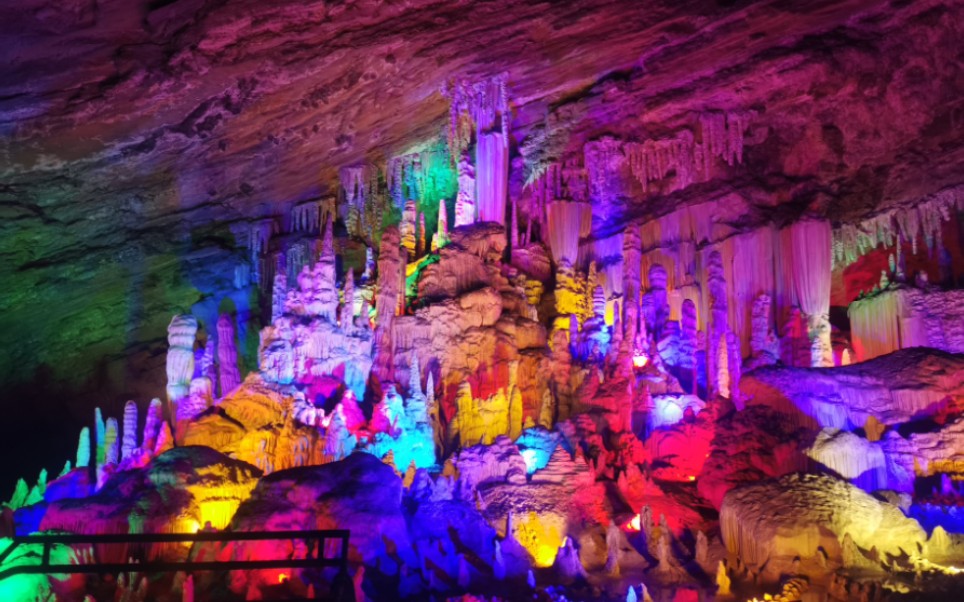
[632, 352, 649, 369]
[278, 573, 289, 584]
[625, 514, 641, 531]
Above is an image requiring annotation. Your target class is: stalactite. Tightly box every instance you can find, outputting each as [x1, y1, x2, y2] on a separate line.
[623, 111, 753, 194]
[546, 201, 592, 268]
[216, 314, 241, 397]
[290, 200, 321, 234]
[445, 74, 509, 161]
[476, 130, 509, 224]
[340, 164, 381, 238]
[121, 401, 138, 461]
[510, 195, 519, 249]
[780, 219, 832, 367]
[831, 184, 962, 269]
[725, 330, 742, 405]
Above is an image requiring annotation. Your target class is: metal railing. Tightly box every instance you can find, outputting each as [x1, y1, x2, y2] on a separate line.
[0, 529, 353, 600]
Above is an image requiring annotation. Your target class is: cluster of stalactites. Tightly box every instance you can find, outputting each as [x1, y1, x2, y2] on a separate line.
[623, 111, 754, 194]
[525, 160, 590, 244]
[240, 218, 277, 286]
[289, 197, 335, 235]
[339, 163, 383, 240]
[546, 201, 593, 268]
[444, 74, 510, 226]
[832, 184, 963, 268]
[444, 73, 509, 161]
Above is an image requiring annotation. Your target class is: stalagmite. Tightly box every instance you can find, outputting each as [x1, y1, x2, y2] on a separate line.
[707, 250, 728, 397]
[76, 427, 90, 469]
[121, 401, 138, 461]
[455, 150, 477, 226]
[154, 422, 174, 456]
[341, 269, 355, 334]
[418, 213, 427, 257]
[325, 404, 356, 461]
[680, 299, 698, 394]
[433, 198, 450, 251]
[401, 200, 417, 259]
[271, 268, 287, 323]
[313, 213, 340, 322]
[622, 226, 642, 353]
[605, 522, 621, 576]
[142, 398, 163, 453]
[166, 315, 197, 402]
[372, 227, 403, 386]
[695, 530, 708, 565]
[641, 264, 670, 341]
[94, 407, 106, 467]
[747, 293, 778, 368]
[104, 418, 119, 466]
[216, 314, 241, 397]
[716, 561, 731, 595]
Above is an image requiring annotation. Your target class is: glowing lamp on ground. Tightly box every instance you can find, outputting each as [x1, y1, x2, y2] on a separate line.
[632, 352, 649, 370]
[624, 513, 642, 532]
[278, 573, 289, 584]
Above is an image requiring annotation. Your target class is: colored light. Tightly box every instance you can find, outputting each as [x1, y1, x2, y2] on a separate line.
[632, 354, 649, 369]
[278, 573, 289, 583]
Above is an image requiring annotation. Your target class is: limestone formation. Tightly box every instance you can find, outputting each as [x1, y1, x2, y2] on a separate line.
[166, 315, 198, 403]
[217, 314, 241, 397]
[3, 3, 964, 601]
